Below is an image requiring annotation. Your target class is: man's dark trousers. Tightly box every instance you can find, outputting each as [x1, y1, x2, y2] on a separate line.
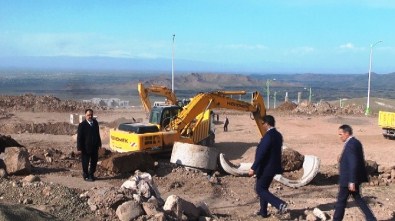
[81, 151, 98, 178]
[256, 175, 285, 216]
[333, 185, 376, 221]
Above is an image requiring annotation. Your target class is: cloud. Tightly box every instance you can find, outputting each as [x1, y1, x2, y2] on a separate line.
[338, 43, 364, 51]
[220, 44, 267, 50]
[0, 32, 169, 58]
[284, 46, 315, 55]
[339, 43, 355, 49]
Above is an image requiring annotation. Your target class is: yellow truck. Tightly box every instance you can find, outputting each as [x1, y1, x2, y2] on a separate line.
[378, 111, 395, 139]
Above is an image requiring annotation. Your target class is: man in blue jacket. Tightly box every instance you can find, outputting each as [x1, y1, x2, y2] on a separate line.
[249, 115, 287, 218]
[333, 124, 376, 221]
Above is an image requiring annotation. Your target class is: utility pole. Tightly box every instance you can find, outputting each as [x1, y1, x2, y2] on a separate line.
[171, 34, 175, 92]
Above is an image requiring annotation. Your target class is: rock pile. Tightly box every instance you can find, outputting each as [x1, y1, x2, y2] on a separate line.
[368, 163, 395, 186]
[0, 94, 106, 112]
[86, 170, 215, 221]
[292, 100, 364, 115]
[0, 176, 93, 220]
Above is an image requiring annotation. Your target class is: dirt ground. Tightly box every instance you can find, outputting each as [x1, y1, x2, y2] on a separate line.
[1, 106, 395, 221]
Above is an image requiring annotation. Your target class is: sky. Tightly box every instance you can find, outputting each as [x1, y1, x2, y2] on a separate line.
[0, 0, 394, 74]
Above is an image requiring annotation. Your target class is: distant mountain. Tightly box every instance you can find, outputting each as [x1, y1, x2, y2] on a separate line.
[0, 56, 261, 73]
[1, 68, 395, 105]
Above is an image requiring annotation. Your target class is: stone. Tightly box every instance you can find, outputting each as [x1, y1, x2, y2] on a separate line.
[0, 168, 7, 178]
[3, 147, 31, 175]
[116, 200, 144, 221]
[365, 160, 378, 176]
[163, 195, 200, 220]
[142, 202, 162, 216]
[23, 175, 41, 183]
[153, 212, 166, 221]
[313, 208, 327, 220]
[306, 212, 317, 221]
[196, 202, 212, 217]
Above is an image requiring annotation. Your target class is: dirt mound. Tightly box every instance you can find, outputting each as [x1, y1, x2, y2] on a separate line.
[101, 152, 155, 174]
[276, 101, 297, 111]
[0, 94, 106, 112]
[0, 122, 77, 135]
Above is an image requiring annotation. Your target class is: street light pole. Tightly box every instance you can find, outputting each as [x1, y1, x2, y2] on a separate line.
[273, 91, 277, 108]
[171, 34, 175, 92]
[266, 80, 270, 109]
[365, 40, 382, 115]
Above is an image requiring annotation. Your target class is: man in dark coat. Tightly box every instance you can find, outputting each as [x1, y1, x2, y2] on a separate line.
[223, 116, 229, 132]
[77, 109, 102, 182]
[333, 124, 376, 221]
[248, 115, 287, 218]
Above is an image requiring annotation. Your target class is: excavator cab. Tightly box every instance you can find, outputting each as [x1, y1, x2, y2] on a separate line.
[149, 105, 182, 130]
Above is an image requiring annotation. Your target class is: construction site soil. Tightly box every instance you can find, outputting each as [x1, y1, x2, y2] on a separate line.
[0, 95, 395, 221]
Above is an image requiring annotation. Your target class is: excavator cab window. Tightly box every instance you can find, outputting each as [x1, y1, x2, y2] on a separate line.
[149, 106, 182, 127]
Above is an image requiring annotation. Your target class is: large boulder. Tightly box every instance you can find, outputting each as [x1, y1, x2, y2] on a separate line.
[116, 200, 144, 221]
[3, 147, 31, 175]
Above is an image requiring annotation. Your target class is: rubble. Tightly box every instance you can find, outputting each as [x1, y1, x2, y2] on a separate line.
[0, 94, 106, 112]
[292, 100, 365, 115]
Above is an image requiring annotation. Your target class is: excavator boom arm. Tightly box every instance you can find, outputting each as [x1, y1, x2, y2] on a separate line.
[170, 91, 266, 136]
[138, 83, 178, 114]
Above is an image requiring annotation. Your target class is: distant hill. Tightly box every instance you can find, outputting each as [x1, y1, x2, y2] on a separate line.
[1, 71, 395, 110]
[138, 72, 395, 102]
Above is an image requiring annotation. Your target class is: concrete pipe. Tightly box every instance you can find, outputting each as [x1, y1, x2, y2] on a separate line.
[219, 153, 320, 188]
[170, 142, 219, 170]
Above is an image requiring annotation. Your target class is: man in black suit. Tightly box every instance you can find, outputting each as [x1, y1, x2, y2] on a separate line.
[333, 124, 376, 221]
[224, 116, 229, 132]
[249, 115, 287, 218]
[77, 109, 102, 182]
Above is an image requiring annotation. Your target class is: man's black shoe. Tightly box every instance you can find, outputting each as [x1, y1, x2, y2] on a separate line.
[85, 176, 93, 182]
[87, 175, 95, 182]
[255, 211, 270, 218]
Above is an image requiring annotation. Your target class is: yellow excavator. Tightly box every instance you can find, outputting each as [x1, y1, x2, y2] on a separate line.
[109, 89, 266, 153]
